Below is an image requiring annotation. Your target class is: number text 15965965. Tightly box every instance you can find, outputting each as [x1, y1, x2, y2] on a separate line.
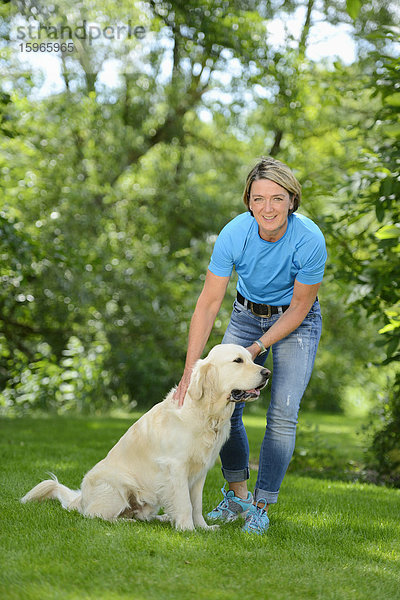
[19, 42, 74, 53]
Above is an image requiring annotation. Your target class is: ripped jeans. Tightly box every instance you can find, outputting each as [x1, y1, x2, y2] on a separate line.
[220, 298, 322, 504]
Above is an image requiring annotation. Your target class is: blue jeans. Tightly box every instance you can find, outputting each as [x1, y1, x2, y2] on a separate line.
[220, 298, 322, 504]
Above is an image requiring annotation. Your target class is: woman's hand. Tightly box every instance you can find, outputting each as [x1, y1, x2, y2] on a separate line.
[246, 343, 261, 361]
[174, 368, 193, 408]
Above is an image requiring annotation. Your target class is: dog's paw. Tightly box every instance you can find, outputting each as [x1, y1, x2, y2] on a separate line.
[195, 521, 219, 530]
[118, 516, 137, 522]
[175, 520, 196, 531]
[203, 523, 219, 530]
[155, 514, 171, 523]
[192, 514, 219, 530]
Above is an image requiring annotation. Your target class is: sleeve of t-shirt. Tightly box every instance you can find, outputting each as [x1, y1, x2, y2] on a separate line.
[295, 233, 327, 285]
[208, 224, 234, 277]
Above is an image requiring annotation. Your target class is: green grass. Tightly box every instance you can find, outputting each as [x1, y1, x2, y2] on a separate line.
[1, 412, 399, 600]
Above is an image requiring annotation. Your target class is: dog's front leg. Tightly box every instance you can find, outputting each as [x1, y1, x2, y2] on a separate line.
[190, 473, 218, 530]
[166, 470, 195, 531]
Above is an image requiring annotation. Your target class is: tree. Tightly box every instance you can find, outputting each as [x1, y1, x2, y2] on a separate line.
[326, 30, 400, 483]
[0, 0, 271, 409]
[1, 0, 397, 419]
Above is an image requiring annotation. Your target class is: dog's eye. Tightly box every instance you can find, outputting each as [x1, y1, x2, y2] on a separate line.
[233, 357, 243, 363]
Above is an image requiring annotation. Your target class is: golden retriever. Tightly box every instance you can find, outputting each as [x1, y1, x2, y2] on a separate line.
[21, 344, 270, 531]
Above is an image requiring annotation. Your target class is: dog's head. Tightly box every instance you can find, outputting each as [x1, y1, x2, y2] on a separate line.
[188, 344, 270, 407]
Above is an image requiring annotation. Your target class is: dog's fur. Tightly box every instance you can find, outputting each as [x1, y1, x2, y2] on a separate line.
[21, 344, 269, 531]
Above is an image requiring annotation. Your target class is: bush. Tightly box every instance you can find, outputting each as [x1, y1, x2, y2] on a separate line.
[367, 373, 400, 487]
[0, 336, 123, 414]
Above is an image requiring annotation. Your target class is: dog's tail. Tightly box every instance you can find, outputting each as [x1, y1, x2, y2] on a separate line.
[21, 473, 81, 511]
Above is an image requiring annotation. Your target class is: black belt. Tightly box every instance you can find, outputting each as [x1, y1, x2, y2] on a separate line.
[237, 292, 290, 318]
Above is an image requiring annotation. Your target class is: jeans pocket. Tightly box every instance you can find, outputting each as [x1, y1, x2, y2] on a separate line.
[232, 299, 246, 314]
[305, 300, 321, 319]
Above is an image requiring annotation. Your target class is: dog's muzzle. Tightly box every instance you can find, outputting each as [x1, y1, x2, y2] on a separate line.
[229, 369, 270, 402]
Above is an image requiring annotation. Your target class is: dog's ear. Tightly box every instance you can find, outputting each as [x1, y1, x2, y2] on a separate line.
[188, 360, 217, 402]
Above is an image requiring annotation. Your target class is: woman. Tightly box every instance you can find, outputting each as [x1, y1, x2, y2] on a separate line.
[174, 156, 327, 535]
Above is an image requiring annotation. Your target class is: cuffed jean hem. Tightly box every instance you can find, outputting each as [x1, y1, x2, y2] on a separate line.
[254, 488, 279, 505]
[221, 466, 250, 482]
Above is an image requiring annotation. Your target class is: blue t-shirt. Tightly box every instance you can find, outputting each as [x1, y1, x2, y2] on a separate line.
[208, 212, 327, 305]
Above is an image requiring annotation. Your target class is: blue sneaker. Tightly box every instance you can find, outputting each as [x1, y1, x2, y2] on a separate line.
[207, 486, 254, 522]
[242, 499, 270, 534]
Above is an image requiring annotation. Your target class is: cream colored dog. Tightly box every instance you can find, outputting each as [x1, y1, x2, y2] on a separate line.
[21, 344, 269, 531]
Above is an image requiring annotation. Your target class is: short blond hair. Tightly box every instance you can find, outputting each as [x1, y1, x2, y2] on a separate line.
[243, 156, 301, 216]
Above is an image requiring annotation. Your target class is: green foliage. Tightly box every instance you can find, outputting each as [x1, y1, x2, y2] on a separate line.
[247, 409, 367, 482]
[367, 373, 400, 486]
[346, 0, 362, 20]
[290, 421, 360, 481]
[0, 209, 49, 378]
[325, 34, 400, 482]
[1, 0, 263, 409]
[0, 336, 114, 415]
[301, 289, 387, 413]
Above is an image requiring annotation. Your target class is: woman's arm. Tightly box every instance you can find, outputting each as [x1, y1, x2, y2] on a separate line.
[175, 270, 230, 406]
[246, 280, 321, 359]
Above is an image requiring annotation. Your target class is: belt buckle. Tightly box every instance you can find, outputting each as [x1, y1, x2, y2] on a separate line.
[251, 303, 272, 319]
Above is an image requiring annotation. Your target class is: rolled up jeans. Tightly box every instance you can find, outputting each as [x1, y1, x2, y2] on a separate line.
[220, 298, 322, 504]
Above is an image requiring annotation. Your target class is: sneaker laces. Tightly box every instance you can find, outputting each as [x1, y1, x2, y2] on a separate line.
[247, 499, 268, 528]
[216, 485, 229, 510]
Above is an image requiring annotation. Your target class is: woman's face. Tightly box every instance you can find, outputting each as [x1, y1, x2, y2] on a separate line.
[249, 179, 294, 242]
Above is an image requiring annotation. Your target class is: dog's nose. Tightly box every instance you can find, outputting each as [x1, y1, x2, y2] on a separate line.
[261, 368, 271, 379]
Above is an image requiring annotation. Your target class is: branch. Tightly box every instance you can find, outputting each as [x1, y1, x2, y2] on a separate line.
[0, 314, 68, 338]
[148, 0, 180, 80]
[298, 0, 315, 56]
[148, 0, 174, 29]
[270, 129, 283, 156]
[60, 53, 71, 92]
[72, 37, 98, 93]
[110, 81, 210, 187]
[0, 321, 36, 359]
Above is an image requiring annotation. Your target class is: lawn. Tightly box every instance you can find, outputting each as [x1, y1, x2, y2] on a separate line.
[1, 411, 399, 600]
